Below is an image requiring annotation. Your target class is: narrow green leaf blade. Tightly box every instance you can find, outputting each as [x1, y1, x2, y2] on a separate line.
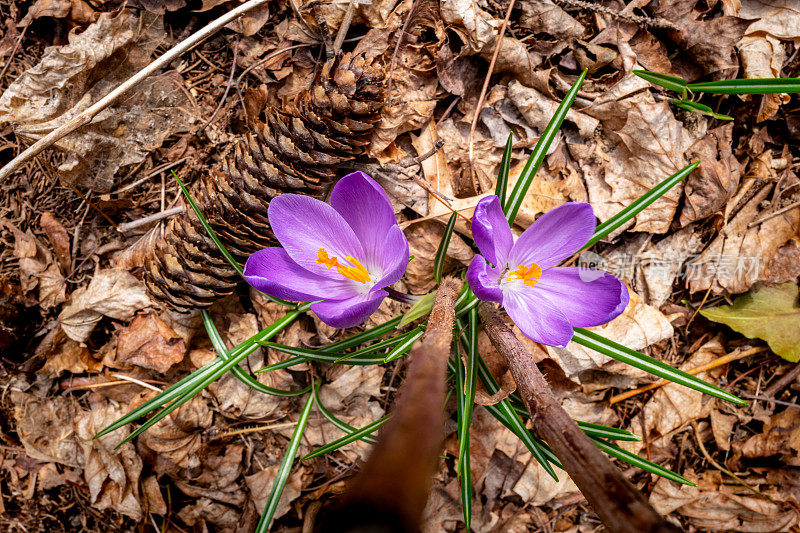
[671, 99, 733, 121]
[496, 133, 513, 208]
[633, 70, 689, 93]
[310, 381, 378, 445]
[255, 389, 316, 533]
[584, 162, 699, 248]
[399, 292, 436, 327]
[383, 327, 424, 363]
[688, 78, 800, 95]
[590, 437, 695, 485]
[301, 416, 388, 460]
[434, 211, 458, 285]
[505, 70, 587, 225]
[572, 328, 745, 404]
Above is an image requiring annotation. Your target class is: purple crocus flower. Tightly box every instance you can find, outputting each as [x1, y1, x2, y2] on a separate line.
[244, 171, 409, 329]
[467, 195, 629, 348]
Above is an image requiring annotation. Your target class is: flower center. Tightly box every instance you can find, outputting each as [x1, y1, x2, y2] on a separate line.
[316, 248, 371, 284]
[506, 262, 542, 288]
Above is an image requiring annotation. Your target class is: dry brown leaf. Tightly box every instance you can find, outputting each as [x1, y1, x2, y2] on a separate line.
[680, 124, 743, 225]
[507, 80, 599, 138]
[59, 268, 152, 342]
[765, 237, 800, 284]
[370, 44, 438, 153]
[245, 465, 304, 522]
[0, 11, 196, 192]
[142, 475, 167, 515]
[11, 226, 66, 309]
[74, 396, 143, 519]
[710, 410, 737, 452]
[136, 393, 213, 475]
[11, 391, 82, 467]
[39, 335, 102, 376]
[738, 33, 788, 122]
[22, 0, 98, 25]
[739, 0, 800, 41]
[544, 288, 674, 388]
[583, 88, 701, 234]
[173, 444, 245, 506]
[403, 220, 474, 294]
[518, 0, 584, 40]
[738, 408, 800, 465]
[177, 498, 240, 529]
[650, 471, 800, 531]
[39, 212, 71, 274]
[115, 312, 186, 373]
[639, 337, 724, 443]
[653, 0, 748, 78]
[439, 0, 501, 53]
[689, 185, 800, 295]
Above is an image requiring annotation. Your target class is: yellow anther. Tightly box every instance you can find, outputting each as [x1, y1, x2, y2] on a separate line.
[316, 248, 371, 284]
[507, 262, 542, 288]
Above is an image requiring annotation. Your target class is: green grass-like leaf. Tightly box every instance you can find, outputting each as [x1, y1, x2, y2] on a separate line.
[572, 328, 745, 405]
[688, 77, 800, 94]
[505, 70, 587, 225]
[301, 415, 388, 461]
[434, 211, 458, 285]
[584, 162, 699, 249]
[633, 70, 688, 94]
[671, 99, 733, 121]
[399, 292, 436, 327]
[383, 327, 424, 363]
[255, 389, 316, 533]
[590, 437, 694, 486]
[310, 381, 378, 445]
[495, 133, 513, 208]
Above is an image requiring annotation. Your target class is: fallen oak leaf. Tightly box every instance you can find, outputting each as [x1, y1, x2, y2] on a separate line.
[700, 281, 800, 362]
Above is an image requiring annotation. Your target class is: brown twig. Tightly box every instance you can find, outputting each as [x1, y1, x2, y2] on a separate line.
[321, 277, 462, 532]
[609, 346, 768, 405]
[385, 0, 420, 100]
[467, 0, 516, 167]
[763, 364, 800, 399]
[196, 37, 239, 136]
[478, 302, 680, 533]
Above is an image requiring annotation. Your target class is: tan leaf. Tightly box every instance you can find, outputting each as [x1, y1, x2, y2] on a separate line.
[11, 226, 66, 309]
[689, 185, 800, 295]
[74, 396, 143, 519]
[739, 0, 800, 41]
[439, 0, 501, 53]
[650, 471, 800, 531]
[738, 408, 800, 465]
[680, 124, 743, 225]
[115, 312, 186, 373]
[39, 212, 71, 273]
[403, 220, 473, 294]
[11, 391, 82, 467]
[0, 11, 196, 192]
[710, 410, 737, 451]
[59, 268, 152, 342]
[245, 465, 304, 521]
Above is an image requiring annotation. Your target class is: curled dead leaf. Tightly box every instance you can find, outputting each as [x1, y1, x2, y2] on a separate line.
[115, 312, 186, 373]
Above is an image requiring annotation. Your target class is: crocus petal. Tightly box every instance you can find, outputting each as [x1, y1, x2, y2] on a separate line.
[535, 267, 629, 327]
[269, 193, 365, 279]
[330, 171, 398, 270]
[244, 247, 360, 301]
[311, 289, 388, 329]
[508, 202, 596, 270]
[466, 256, 503, 303]
[376, 225, 409, 287]
[471, 195, 514, 268]
[502, 285, 574, 347]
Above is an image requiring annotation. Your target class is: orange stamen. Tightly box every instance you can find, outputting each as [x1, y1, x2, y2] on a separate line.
[507, 262, 542, 288]
[316, 248, 371, 284]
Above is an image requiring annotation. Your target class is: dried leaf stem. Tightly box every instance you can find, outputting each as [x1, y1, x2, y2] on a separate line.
[322, 277, 462, 532]
[0, 0, 271, 183]
[478, 302, 681, 533]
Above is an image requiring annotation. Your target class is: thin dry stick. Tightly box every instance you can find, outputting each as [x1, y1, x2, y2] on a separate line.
[467, 0, 516, 167]
[0, 0, 271, 183]
[609, 346, 768, 405]
[322, 277, 462, 532]
[747, 199, 800, 227]
[117, 206, 185, 233]
[478, 302, 680, 533]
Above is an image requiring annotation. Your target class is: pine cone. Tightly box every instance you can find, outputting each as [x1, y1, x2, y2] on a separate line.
[140, 52, 386, 311]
